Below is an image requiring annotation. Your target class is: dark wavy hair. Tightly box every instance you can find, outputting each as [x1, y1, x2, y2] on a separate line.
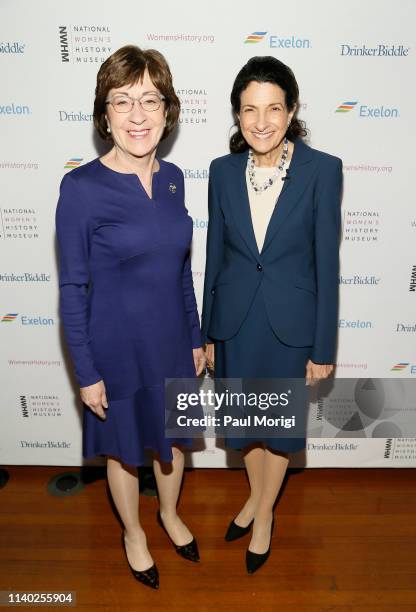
[229, 56, 307, 153]
[93, 45, 180, 142]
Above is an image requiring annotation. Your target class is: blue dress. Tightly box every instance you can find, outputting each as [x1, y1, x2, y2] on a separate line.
[56, 158, 202, 466]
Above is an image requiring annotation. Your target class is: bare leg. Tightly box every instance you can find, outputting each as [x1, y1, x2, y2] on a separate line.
[248, 448, 289, 554]
[153, 446, 193, 545]
[234, 444, 265, 527]
[107, 456, 153, 571]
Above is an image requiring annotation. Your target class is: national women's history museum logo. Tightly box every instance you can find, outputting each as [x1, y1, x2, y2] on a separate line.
[342, 210, 381, 244]
[340, 43, 410, 57]
[409, 265, 416, 292]
[310, 378, 416, 442]
[176, 87, 208, 126]
[335, 100, 399, 118]
[1, 313, 55, 326]
[58, 24, 112, 64]
[384, 438, 416, 462]
[19, 395, 62, 419]
[243, 31, 311, 49]
[0, 42, 25, 54]
[0, 207, 39, 240]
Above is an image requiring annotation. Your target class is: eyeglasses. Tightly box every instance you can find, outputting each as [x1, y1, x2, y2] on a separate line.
[105, 92, 165, 113]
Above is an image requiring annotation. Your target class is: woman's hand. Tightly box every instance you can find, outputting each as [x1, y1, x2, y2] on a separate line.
[80, 380, 108, 420]
[205, 343, 215, 371]
[193, 347, 206, 376]
[306, 360, 334, 386]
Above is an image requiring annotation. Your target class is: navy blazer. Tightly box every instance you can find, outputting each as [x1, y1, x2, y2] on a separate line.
[201, 138, 343, 364]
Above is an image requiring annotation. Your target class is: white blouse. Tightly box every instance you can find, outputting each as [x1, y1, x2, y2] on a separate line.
[246, 159, 291, 252]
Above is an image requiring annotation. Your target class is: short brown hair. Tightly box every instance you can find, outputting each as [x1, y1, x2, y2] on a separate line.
[93, 45, 180, 141]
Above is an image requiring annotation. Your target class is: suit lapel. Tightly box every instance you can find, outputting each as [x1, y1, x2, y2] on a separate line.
[261, 138, 315, 254]
[228, 150, 260, 260]
[227, 139, 316, 259]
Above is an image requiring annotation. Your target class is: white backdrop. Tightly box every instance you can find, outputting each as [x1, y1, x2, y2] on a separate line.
[1, 0, 415, 468]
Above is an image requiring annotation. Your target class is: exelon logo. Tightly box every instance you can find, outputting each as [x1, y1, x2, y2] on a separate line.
[64, 158, 83, 169]
[193, 218, 208, 229]
[244, 32, 267, 44]
[244, 31, 311, 49]
[338, 319, 372, 329]
[1, 313, 54, 325]
[391, 362, 416, 374]
[0, 104, 30, 115]
[335, 101, 399, 118]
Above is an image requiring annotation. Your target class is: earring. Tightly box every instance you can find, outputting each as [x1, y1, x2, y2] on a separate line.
[107, 126, 111, 133]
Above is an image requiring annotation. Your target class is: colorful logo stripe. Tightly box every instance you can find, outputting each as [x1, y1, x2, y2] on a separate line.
[391, 362, 409, 371]
[244, 32, 267, 44]
[335, 101, 358, 113]
[64, 157, 83, 169]
[2, 313, 18, 322]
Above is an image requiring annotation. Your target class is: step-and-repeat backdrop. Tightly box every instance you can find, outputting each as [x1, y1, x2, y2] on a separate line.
[1, 0, 415, 467]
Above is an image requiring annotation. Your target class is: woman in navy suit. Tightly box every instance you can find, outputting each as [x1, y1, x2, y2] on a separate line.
[56, 46, 205, 589]
[201, 56, 342, 573]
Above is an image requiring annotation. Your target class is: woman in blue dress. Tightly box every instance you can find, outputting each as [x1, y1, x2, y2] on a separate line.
[56, 45, 205, 589]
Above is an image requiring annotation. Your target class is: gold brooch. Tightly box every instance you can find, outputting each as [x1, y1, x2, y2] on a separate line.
[169, 182, 177, 193]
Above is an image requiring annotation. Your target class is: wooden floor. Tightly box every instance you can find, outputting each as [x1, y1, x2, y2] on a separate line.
[1, 466, 416, 611]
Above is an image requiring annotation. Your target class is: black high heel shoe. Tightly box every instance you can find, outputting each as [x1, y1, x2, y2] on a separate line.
[121, 533, 159, 589]
[246, 518, 275, 575]
[224, 518, 254, 542]
[156, 510, 200, 562]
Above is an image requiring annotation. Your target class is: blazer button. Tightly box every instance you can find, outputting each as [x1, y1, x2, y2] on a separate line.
[256, 264, 263, 272]
[211, 289, 215, 295]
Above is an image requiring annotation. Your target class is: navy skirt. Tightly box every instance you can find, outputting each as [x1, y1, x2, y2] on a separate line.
[214, 285, 311, 453]
[82, 384, 192, 467]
